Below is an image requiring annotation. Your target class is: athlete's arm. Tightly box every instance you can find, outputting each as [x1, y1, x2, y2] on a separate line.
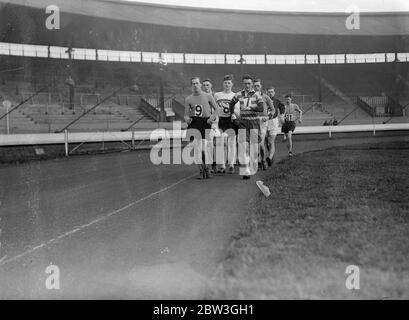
[208, 94, 218, 124]
[229, 95, 239, 115]
[250, 101, 265, 112]
[212, 93, 220, 124]
[184, 98, 192, 124]
[250, 93, 265, 112]
[295, 104, 303, 123]
[267, 96, 275, 119]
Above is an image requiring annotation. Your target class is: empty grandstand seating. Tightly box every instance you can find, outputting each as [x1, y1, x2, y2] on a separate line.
[0, 81, 162, 132]
[358, 96, 389, 116]
[0, 107, 39, 134]
[1, 58, 408, 133]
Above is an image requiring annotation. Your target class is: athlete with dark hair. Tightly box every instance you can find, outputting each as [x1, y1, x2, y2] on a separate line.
[281, 94, 302, 157]
[202, 78, 218, 173]
[229, 75, 265, 180]
[202, 79, 213, 96]
[253, 78, 273, 171]
[214, 74, 238, 174]
[185, 77, 218, 178]
[266, 86, 285, 166]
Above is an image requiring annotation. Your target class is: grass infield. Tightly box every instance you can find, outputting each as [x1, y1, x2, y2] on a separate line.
[209, 141, 409, 299]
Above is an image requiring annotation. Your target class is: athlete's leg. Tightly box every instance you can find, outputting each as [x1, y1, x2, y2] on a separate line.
[287, 131, 293, 154]
[259, 139, 266, 170]
[249, 133, 259, 175]
[202, 138, 213, 177]
[248, 124, 260, 176]
[210, 135, 217, 173]
[203, 138, 212, 165]
[282, 122, 287, 142]
[215, 134, 226, 172]
[227, 134, 236, 167]
[223, 134, 228, 170]
[237, 125, 251, 177]
[186, 122, 204, 176]
[224, 128, 236, 173]
[237, 139, 249, 175]
[190, 137, 204, 177]
[267, 133, 277, 161]
[221, 134, 228, 172]
[258, 138, 267, 170]
[259, 121, 267, 164]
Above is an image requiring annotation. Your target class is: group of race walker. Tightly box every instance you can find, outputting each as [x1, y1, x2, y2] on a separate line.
[184, 74, 303, 180]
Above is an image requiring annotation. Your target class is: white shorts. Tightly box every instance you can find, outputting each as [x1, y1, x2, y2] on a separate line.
[260, 120, 268, 140]
[267, 117, 279, 136]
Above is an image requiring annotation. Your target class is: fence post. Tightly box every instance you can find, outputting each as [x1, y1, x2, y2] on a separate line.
[329, 125, 332, 138]
[373, 120, 376, 136]
[64, 129, 69, 156]
[5, 102, 10, 135]
[132, 129, 135, 150]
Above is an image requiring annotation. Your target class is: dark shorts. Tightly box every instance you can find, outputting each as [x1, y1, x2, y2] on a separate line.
[281, 121, 296, 134]
[218, 117, 232, 132]
[186, 117, 211, 140]
[233, 118, 261, 143]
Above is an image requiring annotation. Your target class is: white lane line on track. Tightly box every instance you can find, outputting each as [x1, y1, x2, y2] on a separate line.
[0, 173, 197, 267]
[3, 166, 177, 212]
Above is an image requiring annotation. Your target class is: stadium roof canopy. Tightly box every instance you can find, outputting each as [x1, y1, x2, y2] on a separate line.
[1, 0, 408, 36]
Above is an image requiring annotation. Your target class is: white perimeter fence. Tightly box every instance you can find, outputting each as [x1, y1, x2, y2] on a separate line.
[1, 123, 409, 154]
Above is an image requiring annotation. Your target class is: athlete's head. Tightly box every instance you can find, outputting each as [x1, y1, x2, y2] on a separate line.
[267, 87, 276, 99]
[202, 79, 213, 94]
[191, 77, 202, 94]
[253, 79, 262, 92]
[222, 74, 234, 92]
[285, 94, 292, 105]
[242, 75, 253, 92]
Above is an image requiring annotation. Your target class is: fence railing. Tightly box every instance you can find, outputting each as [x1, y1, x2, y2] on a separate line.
[357, 96, 376, 116]
[1, 123, 409, 148]
[171, 99, 185, 121]
[139, 98, 160, 122]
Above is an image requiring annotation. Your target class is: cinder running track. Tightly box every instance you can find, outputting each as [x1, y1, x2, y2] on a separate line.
[0, 132, 408, 299]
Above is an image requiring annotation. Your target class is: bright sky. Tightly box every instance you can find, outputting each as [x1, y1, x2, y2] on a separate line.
[121, 0, 409, 12]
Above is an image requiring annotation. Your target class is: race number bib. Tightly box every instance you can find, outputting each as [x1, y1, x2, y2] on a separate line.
[194, 104, 203, 117]
[220, 102, 230, 115]
[217, 99, 231, 116]
[285, 113, 295, 121]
